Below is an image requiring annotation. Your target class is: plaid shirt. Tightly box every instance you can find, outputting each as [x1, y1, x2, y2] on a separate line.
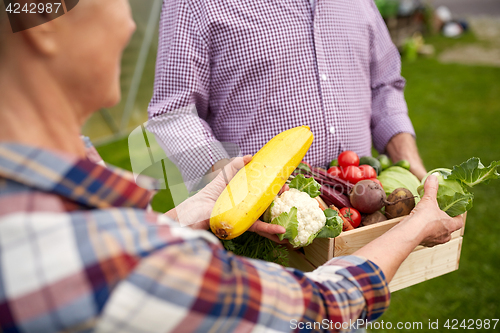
[148, 0, 415, 189]
[0, 143, 390, 333]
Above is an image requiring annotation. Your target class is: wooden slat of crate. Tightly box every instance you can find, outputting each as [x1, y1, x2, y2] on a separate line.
[286, 248, 316, 272]
[332, 217, 405, 257]
[290, 238, 464, 290]
[292, 215, 467, 291]
[301, 238, 332, 268]
[303, 217, 404, 267]
[304, 216, 465, 264]
[388, 237, 463, 292]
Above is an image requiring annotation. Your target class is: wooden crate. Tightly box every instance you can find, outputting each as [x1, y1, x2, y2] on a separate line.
[288, 216, 466, 292]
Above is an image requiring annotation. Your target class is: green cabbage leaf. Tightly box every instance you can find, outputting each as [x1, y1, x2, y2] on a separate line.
[448, 158, 500, 187]
[317, 208, 343, 239]
[271, 207, 299, 242]
[289, 174, 321, 198]
[378, 166, 421, 204]
[418, 158, 499, 217]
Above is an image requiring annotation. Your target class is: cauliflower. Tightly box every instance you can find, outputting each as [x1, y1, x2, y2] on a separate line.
[271, 188, 326, 247]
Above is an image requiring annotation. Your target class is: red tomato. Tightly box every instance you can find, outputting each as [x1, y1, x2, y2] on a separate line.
[278, 184, 290, 195]
[327, 166, 341, 177]
[338, 151, 360, 168]
[340, 207, 362, 228]
[359, 165, 377, 179]
[368, 178, 383, 188]
[343, 166, 364, 184]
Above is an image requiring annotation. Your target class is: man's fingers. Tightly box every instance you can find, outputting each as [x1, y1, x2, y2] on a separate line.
[248, 220, 286, 234]
[423, 174, 439, 200]
[243, 155, 252, 165]
[255, 232, 289, 244]
[248, 221, 288, 244]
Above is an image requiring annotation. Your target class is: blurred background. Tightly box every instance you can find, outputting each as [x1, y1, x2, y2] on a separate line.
[91, 0, 499, 330]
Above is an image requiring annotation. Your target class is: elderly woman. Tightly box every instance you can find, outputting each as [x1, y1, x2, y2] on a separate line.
[0, 1, 463, 332]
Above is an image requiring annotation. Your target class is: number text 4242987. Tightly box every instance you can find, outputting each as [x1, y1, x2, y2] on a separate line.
[5, 2, 62, 14]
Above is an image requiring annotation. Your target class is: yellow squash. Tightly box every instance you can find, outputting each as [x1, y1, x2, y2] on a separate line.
[210, 126, 314, 239]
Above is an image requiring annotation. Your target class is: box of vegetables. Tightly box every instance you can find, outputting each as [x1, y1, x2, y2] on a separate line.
[290, 153, 500, 292]
[291, 161, 464, 292]
[209, 126, 499, 291]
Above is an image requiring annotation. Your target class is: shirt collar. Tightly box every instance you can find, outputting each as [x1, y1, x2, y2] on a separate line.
[0, 143, 151, 209]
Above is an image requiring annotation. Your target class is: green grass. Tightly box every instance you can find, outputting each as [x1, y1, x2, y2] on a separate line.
[95, 136, 132, 171]
[96, 33, 500, 329]
[423, 32, 487, 54]
[375, 46, 500, 330]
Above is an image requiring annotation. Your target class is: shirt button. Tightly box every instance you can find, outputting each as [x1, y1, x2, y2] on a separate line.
[321, 74, 328, 81]
[329, 126, 335, 134]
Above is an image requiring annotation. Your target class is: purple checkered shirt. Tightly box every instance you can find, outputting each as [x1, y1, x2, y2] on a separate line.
[148, 0, 415, 189]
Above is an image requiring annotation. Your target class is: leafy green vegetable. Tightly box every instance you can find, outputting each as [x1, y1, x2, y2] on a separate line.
[289, 174, 321, 198]
[419, 167, 463, 193]
[221, 232, 289, 266]
[418, 158, 499, 217]
[438, 192, 474, 217]
[271, 207, 299, 242]
[448, 158, 500, 187]
[378, 166, 421, 204]
[295, 162, 312, 174]
[317, 208, 343, 238]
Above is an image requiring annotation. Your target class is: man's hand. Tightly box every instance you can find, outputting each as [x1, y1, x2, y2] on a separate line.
[165, 156, 286, 242]
[386, 132, 427, 180]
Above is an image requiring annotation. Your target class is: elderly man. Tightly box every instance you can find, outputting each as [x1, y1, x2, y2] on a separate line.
[0, 1, 462, 332]
[148, 0, 427, 191]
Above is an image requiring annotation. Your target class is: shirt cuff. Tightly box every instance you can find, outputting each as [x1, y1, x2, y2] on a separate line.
[311, 255, 391, 322]
[178, 140, 231, 192]
[372, 113, 416, 154]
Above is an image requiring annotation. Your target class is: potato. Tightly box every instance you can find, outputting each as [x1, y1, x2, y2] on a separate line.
[362, 211, 387, 226]
[385, 188, 415, 219]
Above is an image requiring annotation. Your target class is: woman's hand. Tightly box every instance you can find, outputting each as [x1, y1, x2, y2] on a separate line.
[353, 174, 464, 282]
[406, 175, 464, 247]
[166, 155, 286, 242]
